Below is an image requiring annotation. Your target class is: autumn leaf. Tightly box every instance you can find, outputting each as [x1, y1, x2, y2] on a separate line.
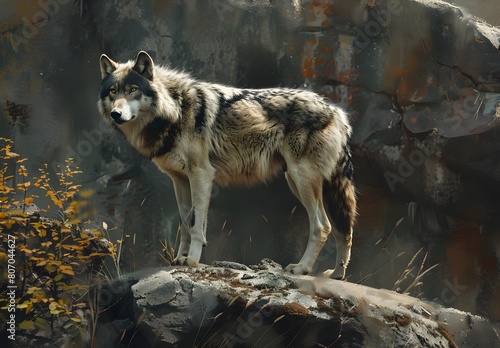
[4, 145, 20, 158]
[88, 252, 110, 258]
[59, 265, 75, 276]
[46, 191, 63, 208]
[16, 302, 29, 309]
[45, 263, 57, 273]
[49, 301, 63, 315]
[79, 188, 95, 198]
[61, 244, 84, 251]
[0, 218, 15, 228]
[61, 227, 72, 234]
[26, 286, 42, 294]
[19, 320, 36, 330]
[33, 228, 46, 237]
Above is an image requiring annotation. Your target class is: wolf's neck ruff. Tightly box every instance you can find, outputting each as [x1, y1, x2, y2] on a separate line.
[97, 51, 357, 280]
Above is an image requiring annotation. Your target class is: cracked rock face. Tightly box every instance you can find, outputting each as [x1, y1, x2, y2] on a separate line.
[301, 0, 500, 208]
[96, 260, 499, 347]
[82, 0, 499, 211]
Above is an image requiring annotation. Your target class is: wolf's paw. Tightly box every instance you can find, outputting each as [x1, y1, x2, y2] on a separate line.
[323, 268, 345, 280]
[172, 256, 199, 267]
[284, 263, 310, 275]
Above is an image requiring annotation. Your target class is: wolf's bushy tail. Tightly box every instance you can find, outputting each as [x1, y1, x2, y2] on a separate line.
[323, 144, 357, 267]
[323, 145, 356, 234]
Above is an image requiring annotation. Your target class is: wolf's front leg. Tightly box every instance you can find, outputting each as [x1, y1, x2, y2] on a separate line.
[170, 174, 192, 265]
[182, 167, 214, 267]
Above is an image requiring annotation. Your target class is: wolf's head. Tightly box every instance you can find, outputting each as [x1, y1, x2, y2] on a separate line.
[98, 51, 157, 125]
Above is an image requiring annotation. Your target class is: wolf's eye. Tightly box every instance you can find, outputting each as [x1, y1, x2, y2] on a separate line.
[130, 87, 137, 92]
[110, 88, 116, 95]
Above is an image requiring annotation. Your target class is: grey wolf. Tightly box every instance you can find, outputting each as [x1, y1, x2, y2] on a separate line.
[97, 51, 356, 279]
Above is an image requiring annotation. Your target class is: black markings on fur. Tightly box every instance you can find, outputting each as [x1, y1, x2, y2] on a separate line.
[100, 75, 117, 99]
[323, 142, 356, 236]
[141, 117, 181, 158]
[190, 209, 195, 227]
[323, 176, 354, 237]
[170, 89, 181, 102]
[220, 90, 250, 109]
[142, 118, 169, 150]
[194, 89, 207, 132]
[245, 90, 333, 132]
[156, 122, 181, 157]
[123, 71, 157, 101]
[217, 90, 332, 134]
[248, 92, 277, 117]
[340, 143, 354, 181]
[99, 71, 158, 106]
[179, 91, 193, 116]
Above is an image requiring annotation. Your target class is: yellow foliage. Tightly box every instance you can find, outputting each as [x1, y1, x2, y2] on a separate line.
[0, 137, 118, 339]
[21, 245, 33, 254]
[49, 301, 64, 315]
[61, 227, 72, 234]
[0, 218, 16, 228]
[41, 241, 52, 248]
[45, 264, 57, 273]
[0, 184, 14, 193]
[19, 320, 36, 331]
[46, 191, 63, 208]
[17, 301, 33, 314]
[59, 265, 75, 276]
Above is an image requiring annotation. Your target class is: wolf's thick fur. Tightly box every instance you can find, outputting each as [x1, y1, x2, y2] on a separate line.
[98, 51, 356, 279]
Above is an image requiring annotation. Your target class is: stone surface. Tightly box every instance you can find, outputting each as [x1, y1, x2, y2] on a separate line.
[96, 260, 499, 347]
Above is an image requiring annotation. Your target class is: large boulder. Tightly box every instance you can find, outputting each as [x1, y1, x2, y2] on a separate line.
[95, 260, 499, 347]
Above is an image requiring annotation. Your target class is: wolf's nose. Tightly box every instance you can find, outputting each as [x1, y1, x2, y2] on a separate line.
[110, 110, 122, 121]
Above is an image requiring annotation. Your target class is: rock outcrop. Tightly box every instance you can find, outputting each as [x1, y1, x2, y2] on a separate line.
[95, 260, 499, 347]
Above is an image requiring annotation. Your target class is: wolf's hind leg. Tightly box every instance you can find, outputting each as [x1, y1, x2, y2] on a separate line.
[323, 175, 356, 280]
[325, 226, 353, 280]
[284, 169, 331, 275]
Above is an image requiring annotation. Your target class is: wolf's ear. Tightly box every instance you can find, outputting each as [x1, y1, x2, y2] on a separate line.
[100, 54, 117, 79]
[133, 51, 154, 80]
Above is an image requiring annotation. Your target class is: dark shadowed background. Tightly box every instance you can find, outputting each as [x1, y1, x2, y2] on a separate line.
[1, 0, 499, 320]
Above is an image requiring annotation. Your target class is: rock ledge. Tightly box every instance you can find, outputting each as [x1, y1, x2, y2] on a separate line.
[97, 259, 499, 347]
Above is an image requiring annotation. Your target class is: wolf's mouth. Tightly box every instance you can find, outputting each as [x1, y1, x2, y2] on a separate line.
[110, 110, 136, 124]
[113, 116, 136, 125]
